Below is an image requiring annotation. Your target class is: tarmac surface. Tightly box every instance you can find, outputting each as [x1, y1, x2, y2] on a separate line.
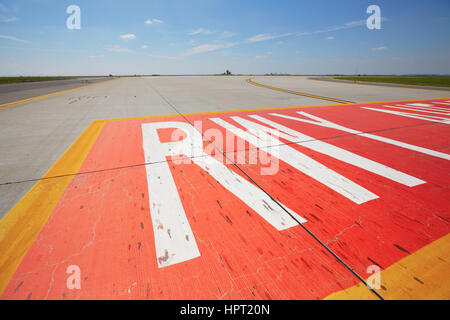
[308, 76, 450, 91]
[0, 76, 448, 300]
[0, 77, 111, 105]
[252, 76, 450, 102]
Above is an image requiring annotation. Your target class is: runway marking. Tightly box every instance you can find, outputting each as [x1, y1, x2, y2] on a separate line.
[142, 121, 306, 268]
[247, 78, 354, 104]
[1, 99, 448, 299]
[244, 115, 425, 187]
[212, 117, 379, 204]
[383, 105, 450, 115]
[363, 107, 450, 124]
[403, 103, 450, 111]
[407, 103, 448, 109]
[0, 78, 118, 110]
[270, 111, 450, 160]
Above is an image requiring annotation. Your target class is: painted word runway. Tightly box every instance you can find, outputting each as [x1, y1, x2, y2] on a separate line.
[1, 99, 449, 299]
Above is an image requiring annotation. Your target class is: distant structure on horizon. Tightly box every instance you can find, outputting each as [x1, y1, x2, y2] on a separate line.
[265, 73, 292, 76]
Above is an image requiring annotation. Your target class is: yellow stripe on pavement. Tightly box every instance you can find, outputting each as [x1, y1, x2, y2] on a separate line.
[325, 233, 450, 300]
[247, 78, 353, 104]
[0, 78, 118, 110]
[0, 120, 106, 296]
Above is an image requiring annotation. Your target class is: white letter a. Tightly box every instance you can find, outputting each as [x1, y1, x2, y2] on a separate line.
[66, 5, 81, 30]
[366, 5, 381, 30]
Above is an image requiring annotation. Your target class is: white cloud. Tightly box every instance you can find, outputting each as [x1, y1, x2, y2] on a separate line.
[147, 53, 178, 59]
[311, 20, 366, 34]
[145, 19, 163, 24]
[105, 45, 131, 53]
[245, 19, 370, 44]
[326, 36, 335, 40]
[181, 42, 237, 56]
[246, 33, 285, 43]
[120, 33, 136, 40]
[189, 27, 215, 36]
[221, 31, 237, 38]
[0, 35, 26, 42]
[88, 54, 104, 59]
[0, 16, 17, 22]
[255, 55, 266, 59]
[189, 28, 203, 35]
[141, 45, 149, 49]
[372, 46, 388, 51]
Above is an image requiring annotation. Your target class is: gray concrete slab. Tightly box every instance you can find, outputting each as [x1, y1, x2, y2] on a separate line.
[251, 76, 450, 103]
[140, 75, 325, 113]
[0, 180, 36, 220]
[308, 76, 450, 91]
[1, 75, 449, 217]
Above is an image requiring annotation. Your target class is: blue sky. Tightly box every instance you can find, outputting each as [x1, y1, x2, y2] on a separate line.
[0, 0, 449, 75]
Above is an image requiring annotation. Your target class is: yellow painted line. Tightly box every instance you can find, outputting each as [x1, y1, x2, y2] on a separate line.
[310, 77, 450, 93]
[247, 78, 354, 104]
[0, 120, 107, 296]
[100, 97, 450, 122]
[0, 78, 119, 111]
[325, 233, 450, 300]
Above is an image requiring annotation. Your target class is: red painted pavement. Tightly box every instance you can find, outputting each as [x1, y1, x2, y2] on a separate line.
[2, 99, 449, 299]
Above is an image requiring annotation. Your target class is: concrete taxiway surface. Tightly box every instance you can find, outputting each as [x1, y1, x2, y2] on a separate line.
[0, 76, 448, 299]
[308, 76, 450, 91]
[251, 76, 450, 102]
[0, 77, 111, 105]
